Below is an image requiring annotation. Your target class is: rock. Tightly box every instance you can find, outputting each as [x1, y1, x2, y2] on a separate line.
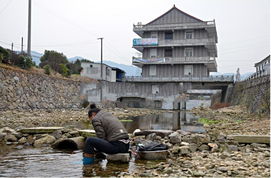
[218, 167, 228, 172]
[0, 133, 6, 141]
[183, 134, 210, 145]
[51, 130, 63, 139]
[198, 144, 210, 151]
[227, 145, 238, 152]
[27, 135, 35, 145]
[5, 134, 18, 142]
[34, 134, 56, 147]
[18, 137, 27, 144]
[168, 132, 182, 144]
[179, 146, 190, 155]
[188, 143, 198, 153]
[69, 131, 80, 137]
[0, 127, 18, 135]
[138, 150, 168, 160]
[208, 143, 219, 152]
[192, 171, 205, 177]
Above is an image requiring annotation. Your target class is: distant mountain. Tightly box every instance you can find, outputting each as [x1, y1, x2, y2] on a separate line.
[68, 56, 85, 62]
[210, 72, 235, 76]
[29, 52, 85, 65]
[102, 60, 141, 76]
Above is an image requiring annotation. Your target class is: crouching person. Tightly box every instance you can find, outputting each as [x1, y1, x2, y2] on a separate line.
[83, 104, 130, 165]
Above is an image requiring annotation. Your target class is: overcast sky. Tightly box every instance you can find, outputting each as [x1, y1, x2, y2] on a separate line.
[0, 0, 269, 74]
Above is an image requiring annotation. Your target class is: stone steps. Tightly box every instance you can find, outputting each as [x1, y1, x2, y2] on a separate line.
[78, 129, 96, 137]
[19, 127, 64, 134]
[228, 135, 270, 144]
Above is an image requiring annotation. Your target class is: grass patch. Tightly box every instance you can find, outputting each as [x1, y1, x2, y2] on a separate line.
[198, 118, 220, 125]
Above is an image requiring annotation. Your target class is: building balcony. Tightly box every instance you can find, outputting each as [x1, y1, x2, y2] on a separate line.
[123, 75, 234, 83]
[133, 20, 217, 41]
[132, 38, 217, 56]
[132, 57, 217, 72]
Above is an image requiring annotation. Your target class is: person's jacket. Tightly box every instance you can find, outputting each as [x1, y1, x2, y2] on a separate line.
[92, 110, 129, 142]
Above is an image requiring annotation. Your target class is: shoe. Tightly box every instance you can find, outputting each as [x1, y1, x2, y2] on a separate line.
[82, 157, 95, 165]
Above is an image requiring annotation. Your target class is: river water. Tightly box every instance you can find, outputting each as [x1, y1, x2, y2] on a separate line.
[0, 111, 203, 177]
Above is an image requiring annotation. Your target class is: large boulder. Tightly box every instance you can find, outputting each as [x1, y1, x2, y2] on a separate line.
[168, 132, 182, 144]
[34, 134, 56, 147]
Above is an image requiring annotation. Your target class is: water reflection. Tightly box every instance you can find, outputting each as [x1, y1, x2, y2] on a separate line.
[0, 148, 145, 177]
[122, 111, 205, 134]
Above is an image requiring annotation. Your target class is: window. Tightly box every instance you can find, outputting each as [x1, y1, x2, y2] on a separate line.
[164, 48, 173, 57]
[152, 85, 159, 94]
[185, 31, 193, 39]
[165, 31, 173, 40]
[151, 32, 158, 38]
[150, 48, 157, 58]
[184, 65, 193, 76]
[184, 48, 193, 57]
[149, 65, 156, 76]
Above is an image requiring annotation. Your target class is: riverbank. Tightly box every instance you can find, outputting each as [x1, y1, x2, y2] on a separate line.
[128, 105, 270, 177]
[0, 105, 270, 177]
[0, 107, 166, 129]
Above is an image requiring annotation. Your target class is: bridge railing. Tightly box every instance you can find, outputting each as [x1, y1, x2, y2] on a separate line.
[124, 75, 234, 82]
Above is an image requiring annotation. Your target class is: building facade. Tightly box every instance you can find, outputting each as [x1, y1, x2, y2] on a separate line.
[131, 5, 218, 81]
[81, 6, 234, 109]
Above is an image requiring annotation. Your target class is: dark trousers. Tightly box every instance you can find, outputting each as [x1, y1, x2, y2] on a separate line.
[83, 137, 129, 155]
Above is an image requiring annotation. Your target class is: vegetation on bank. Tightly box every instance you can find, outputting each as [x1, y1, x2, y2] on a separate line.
[0, 46, 92, 78]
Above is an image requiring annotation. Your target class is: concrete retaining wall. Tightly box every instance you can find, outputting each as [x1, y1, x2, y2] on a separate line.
[230, 75, 270, 114]
[0, 66, 82, 110]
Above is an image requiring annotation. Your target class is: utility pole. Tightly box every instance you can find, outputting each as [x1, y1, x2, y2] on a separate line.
[97, 37, 103, 102]
[27, 0, 31, 57]
[21, 37, 24, 53]
[11, 43, 13, 59]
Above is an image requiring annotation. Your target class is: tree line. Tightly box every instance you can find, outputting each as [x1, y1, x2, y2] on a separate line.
[0, 46, 90, 77]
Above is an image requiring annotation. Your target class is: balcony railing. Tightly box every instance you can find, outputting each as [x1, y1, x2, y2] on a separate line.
[132, 57, 216, 64]
[133, 38, 216, 47]
[123, 75, 234, 82]
[133, 20, 216, 32]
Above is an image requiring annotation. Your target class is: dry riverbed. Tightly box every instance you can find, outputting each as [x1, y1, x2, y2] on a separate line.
[0, 105, 270, 177]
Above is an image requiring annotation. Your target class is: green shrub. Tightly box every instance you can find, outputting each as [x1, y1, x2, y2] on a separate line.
[59, 64, 70, 77]
[43, 64, 51, 75]
[0, 53, 3, 63]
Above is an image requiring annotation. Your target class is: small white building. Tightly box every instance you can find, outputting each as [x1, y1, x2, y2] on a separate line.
[254, 55, 270, 76]
[80, 61, 125, 82]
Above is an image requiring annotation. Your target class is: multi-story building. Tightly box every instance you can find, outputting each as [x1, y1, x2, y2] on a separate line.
[131, 5, 218, 81]
[81, 5, 234, 109]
